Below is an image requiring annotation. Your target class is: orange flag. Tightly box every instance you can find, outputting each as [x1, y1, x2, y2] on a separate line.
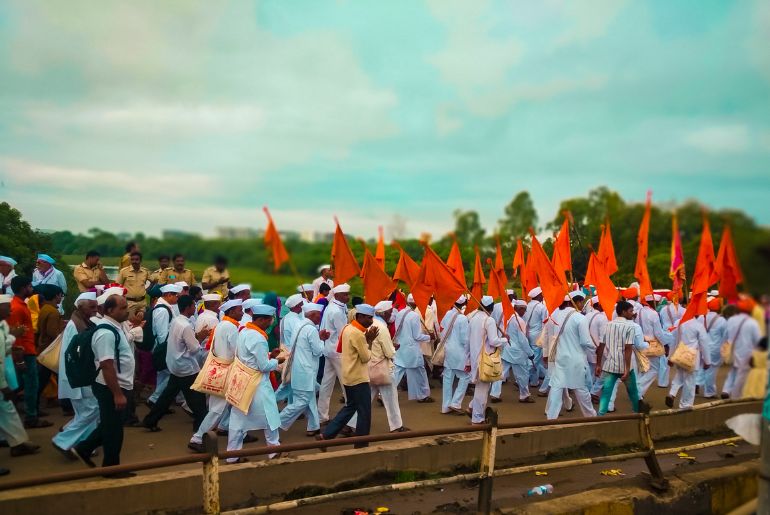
[392, 242, 420, 287]
[529, 230, 569, 314]
[411, 245, 467, 320]
[669, 213, 686, 301]
[680, 213, 717, 324]
[634, 192, 654, 300]
[586, 251, 617, 321]
[521, 249, 539, 300]
[551, 216, 572, 274]
[263, 207, 290, 272]
[597, 219, 618, 276]
[446, 238, 466, 286]
[494, 236, 506, 273]
[584, 252, 596, 287]
[360, 248, 396, 304]
[487, 259, 513, 325]
[512, 238, 524, 277]
[467, 245, 486, 314]
[331, 219, 361, 285]
[715, 225, 742, 302]
[375, 226, 385, 270]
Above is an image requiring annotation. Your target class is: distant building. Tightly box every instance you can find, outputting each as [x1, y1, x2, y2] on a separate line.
[162, 229, 200, 239]
[279, 230, 300, 242]
[300, 230, 334, 243]
[216, 227, 262, 240]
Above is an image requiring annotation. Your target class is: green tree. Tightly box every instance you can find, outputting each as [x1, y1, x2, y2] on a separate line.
[452, 209, 485, 247]
[499, 191, 538, 242]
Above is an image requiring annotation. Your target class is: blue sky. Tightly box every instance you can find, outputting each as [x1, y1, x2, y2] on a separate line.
[1, 0, 769, 239]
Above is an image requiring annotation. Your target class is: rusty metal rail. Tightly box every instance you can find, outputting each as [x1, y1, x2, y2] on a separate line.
[0, 397, 759, 515]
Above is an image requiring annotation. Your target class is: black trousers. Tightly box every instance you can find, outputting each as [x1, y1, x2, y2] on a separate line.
[142, 373, 207, 430]
[76, 383, 127, 467]
[322, 382, 371, 448]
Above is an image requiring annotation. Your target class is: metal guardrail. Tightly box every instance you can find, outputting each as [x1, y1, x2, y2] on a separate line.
[0, 398, 760, 515]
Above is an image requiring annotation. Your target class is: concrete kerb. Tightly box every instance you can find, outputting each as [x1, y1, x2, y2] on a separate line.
[0, 401, 760, 515]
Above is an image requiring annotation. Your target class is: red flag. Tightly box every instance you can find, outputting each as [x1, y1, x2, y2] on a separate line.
[446, 238, 466, 286]
[669, 213, 686, 301]
[360, 248, 396, 304]
[392, 242, 420, 287]
[411, 245, 467, 320]
[375, 226, 385, 270]
[597, 218, 618, 276]
[512, 238, 524, 277]
[715, 225, 742, 302]
[262, 207, 290, 272]
[529, 230, 569, 314]
[466, 245, 486, 314]
[680, 213, 717, 324]
[634, 192, 654, 300]
[332, 219, 361, 285]
[586, 251, 618, 321]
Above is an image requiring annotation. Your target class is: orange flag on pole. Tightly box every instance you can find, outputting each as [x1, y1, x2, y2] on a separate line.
[680, 213, 717, 324]
[634, 192, 654, 300]
[446, 238, 466, 286]
[466, 245, 486, 314]
[586, 251, 618, 321]
[584, 252, 596, 287]
[521, 248, 539, 300]
[263, 207, 290, 272]
[597, 219, 618, 276]
[551, 216, 572, 275]
[529, 230, 569, 314]
[486, 258, 505, 299]
[375, 226, 385, 270]
[715, 225, 742, 302]
[331, 218, 361, 285]
[669, 213, 686, 301]
[493, 236, 508, 285]
[411, 245, 467, 320]
[360, 248, 397, 304]
[512, 238, 524, 277]
[392, 242, 420, 288]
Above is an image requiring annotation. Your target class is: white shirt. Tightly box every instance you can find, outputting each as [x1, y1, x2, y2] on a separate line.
[673, 317, 713, 369]
[468, 310, 507, 382]
[320, 299, 347, 358]
[585, 311, 609, 364]
[638, 306, 673, 346]
[212, 317, 240, 360]
[524, 300, 548, 345]
[195, 309, 219, 334]
[726, 313, 762, 369]
[167, 314, 206, 376]
[660, 303, 685, 329]
[311, 276, 334, 298]
[152, 298, 175, 347]
[92, 316, 135, 390]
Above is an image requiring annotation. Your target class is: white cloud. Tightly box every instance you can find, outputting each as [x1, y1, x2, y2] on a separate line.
[548, 0, 628, 48]
[683, 125, 750, 154]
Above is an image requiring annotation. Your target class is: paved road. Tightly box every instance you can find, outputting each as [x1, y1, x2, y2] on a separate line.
[0, 365, 735, 484]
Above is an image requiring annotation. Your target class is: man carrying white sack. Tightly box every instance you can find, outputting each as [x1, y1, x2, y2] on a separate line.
[491, 300, 536, 403]
[666, 315, 711, 409]
[275, 294, 306, 403]
[468, 296, 508, 424]
[279, 303, 329, 436]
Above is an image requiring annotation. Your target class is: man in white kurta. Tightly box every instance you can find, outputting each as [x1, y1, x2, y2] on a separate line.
[666, 316, 712, 409]
[194, 294, 221, 335]
[227, 304, 284, 462]
[636, 300, 674, 398]
[491, 300, 535, 402]
[275, 294, 305, 403]
[586, 297, 610, 402]
[279, 303, 328, 435]
[53, 293, 100, 454]
[149, 284, 181, 405]
[393, 295, 434, 402]
[189, 299, 243, 446]
[318, 284, 352, 422]
[722, 305, 762, 399]
[468, 296, 508, 424]
[700, 299, 727, 398]
[311, 265, 334, 299]
[545, 293, 597, 420]
[371, 301, 407, 432]
[524, 287, 549, 389]
[440, 297, 470, 414]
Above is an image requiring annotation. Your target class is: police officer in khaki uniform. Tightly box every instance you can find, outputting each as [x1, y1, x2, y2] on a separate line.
[117, 251, 150, 310]
[73, 250, 109, 292]
[149, 254, 172, 285]
[161, 254, 196, 285]
[118, 241, 140, 271]
[201, 255, 230, 298]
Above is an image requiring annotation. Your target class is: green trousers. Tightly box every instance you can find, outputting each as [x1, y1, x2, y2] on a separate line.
[598, 369, 639, 416]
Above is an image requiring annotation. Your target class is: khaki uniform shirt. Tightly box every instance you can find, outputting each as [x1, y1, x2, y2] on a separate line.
[161, 268, 196, 285]
[201, 266, 230, 297]
[73, 262, 106, 292]
[150, 267, 170, 284]
[118, 266, 150, 300]
[119, 253, 131, 271]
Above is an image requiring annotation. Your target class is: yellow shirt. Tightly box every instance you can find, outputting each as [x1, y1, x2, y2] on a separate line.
[161, 268, 196, 285]
[150, 267, 170, 284]
[119, 253, 131, 271]
[118, 266, 150, 299]
[341, 322, 371, 386]
[201, 266, 230, 297]
[73, 262, 105, 292]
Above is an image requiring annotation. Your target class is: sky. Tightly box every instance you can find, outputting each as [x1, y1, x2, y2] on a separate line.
[1, 0, 769, 240]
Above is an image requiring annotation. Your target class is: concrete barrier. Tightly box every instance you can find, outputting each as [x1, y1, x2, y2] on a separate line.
[0, 400, 760, 515]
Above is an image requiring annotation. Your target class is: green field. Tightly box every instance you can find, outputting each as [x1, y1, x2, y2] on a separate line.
[62, 255, 312, 295]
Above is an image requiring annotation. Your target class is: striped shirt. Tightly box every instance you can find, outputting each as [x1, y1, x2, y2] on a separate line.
[601, 318, 640, 374]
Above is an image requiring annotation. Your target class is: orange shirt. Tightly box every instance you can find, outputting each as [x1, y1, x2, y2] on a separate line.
[8, 296, 35, 355]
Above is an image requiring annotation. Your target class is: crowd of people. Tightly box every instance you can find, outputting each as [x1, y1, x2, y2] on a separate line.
[0, 245, 767, 479]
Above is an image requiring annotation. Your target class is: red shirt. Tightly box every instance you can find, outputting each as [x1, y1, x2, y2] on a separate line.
[8, 296, 35, 355]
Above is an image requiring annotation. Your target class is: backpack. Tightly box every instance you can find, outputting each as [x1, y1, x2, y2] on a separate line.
[150, 305, 173, 371]
[137, 304, 172, 352]
[64, 324, 121, 388]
